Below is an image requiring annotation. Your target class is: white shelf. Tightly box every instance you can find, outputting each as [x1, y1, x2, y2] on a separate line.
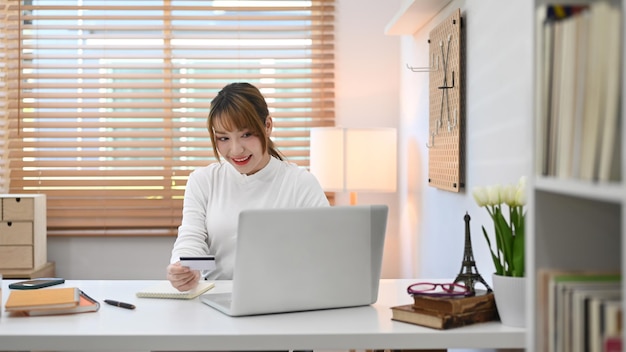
[534, 176, 625, 203]
[385, 0, 453, 35]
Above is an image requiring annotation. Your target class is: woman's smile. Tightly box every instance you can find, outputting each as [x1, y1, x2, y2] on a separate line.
[231, 155, 252, 166]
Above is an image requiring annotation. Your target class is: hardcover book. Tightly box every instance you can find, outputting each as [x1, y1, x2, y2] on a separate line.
[391, 303, 498, 330]
[411, 290, 496, 315]
[5, 287, 80, 312]
[12, 290, 100, 316]
[604, 335, 623, 352]
[548, 273, 621, 352]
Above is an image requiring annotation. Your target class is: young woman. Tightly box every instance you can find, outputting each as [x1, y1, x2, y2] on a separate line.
[167, 82, 329, 291]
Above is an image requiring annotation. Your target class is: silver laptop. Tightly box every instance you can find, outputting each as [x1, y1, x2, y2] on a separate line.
[200, 204, 388, 316]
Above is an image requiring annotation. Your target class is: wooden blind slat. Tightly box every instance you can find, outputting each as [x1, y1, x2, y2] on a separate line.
[0, 0, 335, 236]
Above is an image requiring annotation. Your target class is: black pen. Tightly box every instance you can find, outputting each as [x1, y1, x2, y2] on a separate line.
[104, 299, 136, 310]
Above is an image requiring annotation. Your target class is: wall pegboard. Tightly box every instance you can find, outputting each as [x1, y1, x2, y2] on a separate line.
[426, 8, 465, 192]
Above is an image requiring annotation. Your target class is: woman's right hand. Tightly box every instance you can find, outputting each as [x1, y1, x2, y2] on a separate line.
[167, 261, 201, 292]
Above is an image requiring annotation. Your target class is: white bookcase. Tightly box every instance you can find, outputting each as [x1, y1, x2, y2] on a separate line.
[529, 0, 625, 350]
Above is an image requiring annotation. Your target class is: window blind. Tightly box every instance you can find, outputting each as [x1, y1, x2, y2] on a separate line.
[0, 0, 335, 236]
[0, 2, 13, 194]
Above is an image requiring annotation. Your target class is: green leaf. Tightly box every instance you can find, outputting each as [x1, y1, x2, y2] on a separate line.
[478, 192, 526, 277]
[482, 225, 503, 275]
[512, 231, 525, 277]
[493, 207, 514, 275]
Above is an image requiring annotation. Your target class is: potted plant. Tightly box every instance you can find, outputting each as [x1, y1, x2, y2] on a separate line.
[472, 176, 526, 327]
[472, 176, 526, 277]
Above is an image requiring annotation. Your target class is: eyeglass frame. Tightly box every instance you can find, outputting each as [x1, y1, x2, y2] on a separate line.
[406, 282, 474, 297]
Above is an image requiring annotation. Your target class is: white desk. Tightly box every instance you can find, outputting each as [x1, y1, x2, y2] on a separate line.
[0, 279, 525, 351]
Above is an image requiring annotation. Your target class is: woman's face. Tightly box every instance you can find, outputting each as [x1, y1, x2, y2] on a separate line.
[213, 118, 272, 175]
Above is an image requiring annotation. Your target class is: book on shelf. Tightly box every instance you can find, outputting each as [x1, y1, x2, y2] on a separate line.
[543, 271, 621, 352]
[554, 13, 577, 179]
[604, 335, 623, 352]
[569, 10, 589, 180]
[5, 287, 80, 312]
[555, 280, 620, 352]
[578, 2, 604, 181]
[546, 12, 562, 177]
[390, 303, 498, 330]
[538, 269, 572, 352]
[590, 297, 622, 352]
[136, 280, 215, 299]
[571, 287, 620, 352]
[11, 290, 100, 316]
[536, 2, 553, 176]
[603, 300, 623, 338]
[596, 1, 622, 182]
[540, 4, 590, 177]
[538, 2, 622, 181]
[410, 290, 495, 315]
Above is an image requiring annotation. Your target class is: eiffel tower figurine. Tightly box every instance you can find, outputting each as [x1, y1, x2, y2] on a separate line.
[454, 212, 492, 293]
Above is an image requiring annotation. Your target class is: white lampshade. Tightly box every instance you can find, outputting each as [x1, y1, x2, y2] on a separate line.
[310, 127, 397, 198]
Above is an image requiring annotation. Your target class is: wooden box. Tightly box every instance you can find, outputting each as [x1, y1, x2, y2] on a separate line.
[0, 194, 47, 269]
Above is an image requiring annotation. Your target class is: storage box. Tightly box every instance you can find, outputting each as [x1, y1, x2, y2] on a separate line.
[0, 194, 47, 270]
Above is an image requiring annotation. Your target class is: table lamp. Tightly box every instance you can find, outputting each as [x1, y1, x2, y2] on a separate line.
[309, 127, 397, 205]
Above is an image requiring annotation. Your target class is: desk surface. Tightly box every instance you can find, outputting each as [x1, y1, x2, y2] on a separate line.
[0, 279, 525, 351]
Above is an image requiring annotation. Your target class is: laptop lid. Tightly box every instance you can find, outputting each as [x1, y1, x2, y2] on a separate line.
[201, 204, 388, 316]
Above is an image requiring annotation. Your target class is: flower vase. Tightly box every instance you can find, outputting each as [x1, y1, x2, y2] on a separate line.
[492, 273, 526, 328]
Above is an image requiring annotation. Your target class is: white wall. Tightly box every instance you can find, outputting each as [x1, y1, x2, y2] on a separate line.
[398, 0, 534, 283]
[47, 0, 404, 280]
[332, 0, 402, 278]
[49, 236, 174, 279]
[48, 0, 534, 283]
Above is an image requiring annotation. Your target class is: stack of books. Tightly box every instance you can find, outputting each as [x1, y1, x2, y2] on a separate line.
[391, 290, 498, 330]
[5, 287, 100, 316]
[537, 269, 621, 352]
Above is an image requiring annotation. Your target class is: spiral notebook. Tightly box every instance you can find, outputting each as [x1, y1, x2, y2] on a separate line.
[136, 281, 215, 299]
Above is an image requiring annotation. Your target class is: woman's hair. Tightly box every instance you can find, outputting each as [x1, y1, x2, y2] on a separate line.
[208, 82, 283, 162]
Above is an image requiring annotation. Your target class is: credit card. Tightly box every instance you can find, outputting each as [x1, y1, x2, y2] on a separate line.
[179, 256, 216, 271]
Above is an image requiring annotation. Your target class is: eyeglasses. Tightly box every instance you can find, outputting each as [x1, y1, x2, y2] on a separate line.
[407, 282, 473, 297]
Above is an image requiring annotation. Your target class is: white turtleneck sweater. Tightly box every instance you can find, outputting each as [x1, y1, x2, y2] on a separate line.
[170, 157, 330, 279]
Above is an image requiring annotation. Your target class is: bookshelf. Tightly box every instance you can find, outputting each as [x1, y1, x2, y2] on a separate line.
[530, 1, 624, 352]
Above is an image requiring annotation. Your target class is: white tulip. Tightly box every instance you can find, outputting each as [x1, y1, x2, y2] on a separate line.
[472, 186, 489, 207]
[502, 184, 517, 207]
[487, 184, 502, 206]
[474, 176, 527, 277]
[515, 186, 527, 206]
